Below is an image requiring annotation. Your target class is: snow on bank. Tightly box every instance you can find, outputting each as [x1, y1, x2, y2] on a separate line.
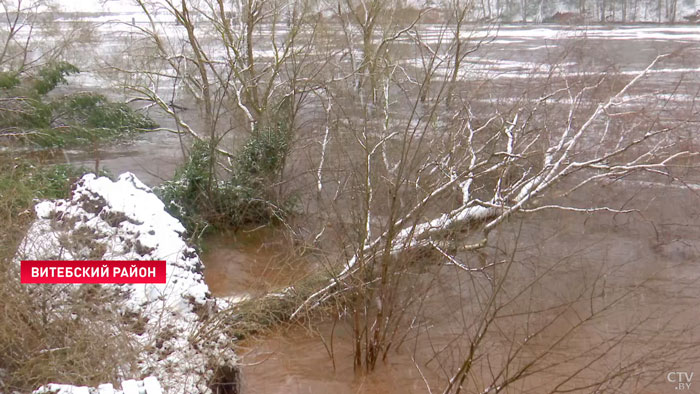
[17, 173, 236, 394]
[35, 377, 162, 394]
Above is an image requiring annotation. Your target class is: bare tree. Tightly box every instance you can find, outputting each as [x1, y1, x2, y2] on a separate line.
[115, 0, 318, 156]
[0, 0, 94, 72]
[286, 26, 699, 389]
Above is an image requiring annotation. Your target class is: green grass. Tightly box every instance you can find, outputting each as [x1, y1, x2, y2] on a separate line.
[0, 158, 110, 233]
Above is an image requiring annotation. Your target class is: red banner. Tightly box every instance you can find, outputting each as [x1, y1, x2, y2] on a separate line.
[20, 260, 167, 284]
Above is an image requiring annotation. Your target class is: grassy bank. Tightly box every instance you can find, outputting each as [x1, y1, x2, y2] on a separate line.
[0, 158, 139, 392]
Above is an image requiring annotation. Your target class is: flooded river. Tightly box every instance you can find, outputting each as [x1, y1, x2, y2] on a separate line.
[201, 229, 309, 299]
[5, 18, 700, 393]
[200, 180, 700, 393]
[201, 229, 453, 393]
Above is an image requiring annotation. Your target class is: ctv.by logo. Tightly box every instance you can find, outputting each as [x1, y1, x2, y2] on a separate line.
[667, 371, 694, 391]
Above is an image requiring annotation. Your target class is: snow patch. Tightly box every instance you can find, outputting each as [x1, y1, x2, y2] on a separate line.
[35, 377, 162, 394]
[20, 173, 236, 394]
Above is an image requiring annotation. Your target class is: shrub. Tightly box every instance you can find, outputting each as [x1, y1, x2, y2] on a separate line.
[234, 122, 291, 187]
[0, 64, 157, 148]
[0, 72, 20, 90]
[32, 61, 79, 95]
[156, 117, 293, 238]
[156, 139, 213, 235]
[56, 93, 157, 131]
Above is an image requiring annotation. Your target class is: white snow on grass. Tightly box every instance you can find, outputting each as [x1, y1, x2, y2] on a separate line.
[20, 172, 236, 394]
[35, 377, 162, 394]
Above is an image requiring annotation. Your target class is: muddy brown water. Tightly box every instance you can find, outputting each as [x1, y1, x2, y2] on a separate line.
[238, 326, 437, 394]
[200, 182, 700, 394]
[200, 229, 450, 393]
[201, 228, 310, 299]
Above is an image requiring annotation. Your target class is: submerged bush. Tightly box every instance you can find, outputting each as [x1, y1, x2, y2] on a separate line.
[33, 61, 79, 95]
[156, 140, 213, 234]
[157, 117, 293, 238]
[0, 72, 20, 90]
[57, 93, 157, 131]
[234, 123, 290, 187]
[0, 63, 157, 147]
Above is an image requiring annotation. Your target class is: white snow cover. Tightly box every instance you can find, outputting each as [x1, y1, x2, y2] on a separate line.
[35, 377, 162, 394]
[19, 173, 236, 394]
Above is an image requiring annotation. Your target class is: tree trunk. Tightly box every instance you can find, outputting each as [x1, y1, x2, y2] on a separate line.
[669, 0, 677, 22]
[600, 0, 606, 22]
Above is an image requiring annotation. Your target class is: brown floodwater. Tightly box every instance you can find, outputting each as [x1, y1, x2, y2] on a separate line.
[201, 228, 310, 299]
[200, 182, 700, 394]
[237, 324, 441, 394]
[200, 228, 452, 393]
